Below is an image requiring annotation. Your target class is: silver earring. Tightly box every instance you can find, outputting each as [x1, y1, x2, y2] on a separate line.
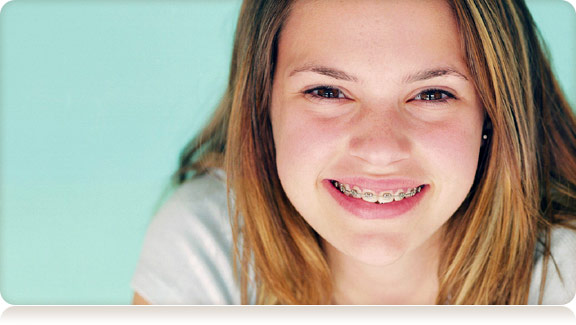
[482, 134, 488, 140]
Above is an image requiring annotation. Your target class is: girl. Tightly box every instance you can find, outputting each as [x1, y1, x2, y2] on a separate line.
[132, 0, 576, 304]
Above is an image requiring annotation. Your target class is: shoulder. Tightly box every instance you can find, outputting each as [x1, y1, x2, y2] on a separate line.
[528, 224, 576, 304]
[155, 169, 230, 235]
[131, 169, 241, 304]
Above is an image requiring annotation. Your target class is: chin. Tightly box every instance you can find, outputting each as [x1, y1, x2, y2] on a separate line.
[340, 232, 410, 266]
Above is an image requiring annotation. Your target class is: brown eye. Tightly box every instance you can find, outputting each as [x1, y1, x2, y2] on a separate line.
[414, 89, 455, 101]
[307, 86, 346, 99]
[422, 90, 444, 100]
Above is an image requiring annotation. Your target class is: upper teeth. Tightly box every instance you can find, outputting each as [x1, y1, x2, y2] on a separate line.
[331, 180, 423, 204]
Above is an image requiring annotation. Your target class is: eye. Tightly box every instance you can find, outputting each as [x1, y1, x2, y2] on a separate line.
[413, 89, 456, 103]
[304, 86, 347, 100]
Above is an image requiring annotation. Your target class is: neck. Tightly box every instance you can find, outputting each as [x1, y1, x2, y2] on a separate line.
[326, 231, 442, 305]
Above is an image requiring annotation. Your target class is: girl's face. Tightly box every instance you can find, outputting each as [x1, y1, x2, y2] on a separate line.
[270, 0, 484, 265]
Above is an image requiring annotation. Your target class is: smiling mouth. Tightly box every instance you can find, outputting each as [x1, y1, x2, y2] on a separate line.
[329, 180, 425, 204]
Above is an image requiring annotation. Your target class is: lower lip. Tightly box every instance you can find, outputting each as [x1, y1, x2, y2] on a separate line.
[323, 180, 427, 220]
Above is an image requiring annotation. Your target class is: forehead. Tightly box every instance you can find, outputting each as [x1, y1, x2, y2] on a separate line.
[278, 0, 466, 80]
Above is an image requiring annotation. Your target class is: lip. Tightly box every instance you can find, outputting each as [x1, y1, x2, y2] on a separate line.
[323, 178, 428, 220]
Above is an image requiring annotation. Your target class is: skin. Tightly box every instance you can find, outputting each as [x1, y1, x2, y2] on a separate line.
[132, 293, 149, 305]
[271, 0, 484, 304]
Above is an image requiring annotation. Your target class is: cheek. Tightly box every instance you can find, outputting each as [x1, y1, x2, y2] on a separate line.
[272, 113, 332, 223]
[415, 120, 482, 191]
[273, 111, 344, 182]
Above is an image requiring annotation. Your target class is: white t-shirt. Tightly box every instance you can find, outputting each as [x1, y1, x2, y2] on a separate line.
[131, 170, 576, 304]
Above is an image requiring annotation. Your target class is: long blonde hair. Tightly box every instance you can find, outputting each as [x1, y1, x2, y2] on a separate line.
[177, 0, 576, 304]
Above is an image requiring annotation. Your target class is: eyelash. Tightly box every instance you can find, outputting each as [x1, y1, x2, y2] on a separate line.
[412, 88, 456, 103]
[303, 86, 457, 104]
[304, 86, 348, 102]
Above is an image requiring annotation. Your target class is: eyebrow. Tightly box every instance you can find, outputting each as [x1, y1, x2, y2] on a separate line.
[289, 64, 468, 83]
[289, 64, 358, 82]
[403, 67, 469, 83]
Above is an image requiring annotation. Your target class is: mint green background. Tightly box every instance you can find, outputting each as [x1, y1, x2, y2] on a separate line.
[0, 0, 574, 305]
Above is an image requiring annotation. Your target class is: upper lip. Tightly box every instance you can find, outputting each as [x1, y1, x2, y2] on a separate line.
[329, 177, 425, 192]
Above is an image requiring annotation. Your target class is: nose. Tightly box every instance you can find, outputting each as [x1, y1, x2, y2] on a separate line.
[347, 107, 411, 167]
